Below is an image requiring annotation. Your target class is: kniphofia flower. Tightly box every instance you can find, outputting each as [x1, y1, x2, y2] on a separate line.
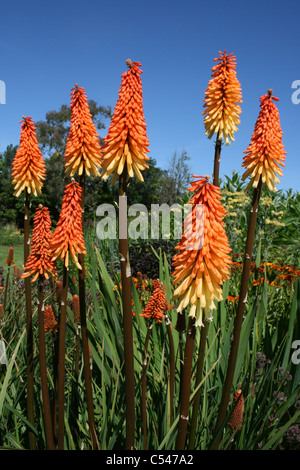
[203, 50, 242, 145]
[101, 59, 150, 184]
[140, 280, 171, 323]
[241, 90, 286, 192]
[72, 294, 80, 324]
[172, 176, 231, 327]
[22, 205, 56, 282]
[51, 179, 87, 269]
[5, 247, 15, 266]
[228, 389, 244, 431]
[11, 116, 46, 197]
[44, 305, 58, 333]
[64, 84, 102, 178]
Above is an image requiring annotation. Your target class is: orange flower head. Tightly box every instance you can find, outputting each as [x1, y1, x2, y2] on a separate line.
[44, 305, 58, 333]
[51, 180, 87, 269]
[64, 84, 102, 178]
[11, 116, 46, 197]
[203, 50, 242, 145]
[21, 205, 56, 282]
[5, 247, 15, 266]
[228, 389, 244, 431]
[72, 294, 80, 323]
[241, 90, 286, 192]
[172, 176, 231, 327]
[140, 280, 171, 323]
[101, 59, 150, 184]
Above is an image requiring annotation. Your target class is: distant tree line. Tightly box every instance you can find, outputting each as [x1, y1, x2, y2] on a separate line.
[0, 100, 192, 230]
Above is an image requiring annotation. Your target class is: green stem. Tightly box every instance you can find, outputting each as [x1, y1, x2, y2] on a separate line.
[119, 168, 135, 450]
[38, 275, 55, 450]
[165, 315, 175, 427]
[212, 177, 262, 449]
[175, 317, 196, 450]
[78, 171, 99, 450]
[24, 189, 36, 450]
[142, 322, 152, 450]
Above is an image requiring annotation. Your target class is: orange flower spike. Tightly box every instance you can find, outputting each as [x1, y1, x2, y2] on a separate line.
[51, 179, 87, 269]
[64, 84, 102, 178]
[72, 294, 80, 324]
[11, 116, 46, 197]
[172, 176, 231, 327]
[44, 305, 58, 333]
[22, 205, 56, 282]
[203, 50, 242, 145]
[140, 280, 170, 323]
[5, 247, 15, 266]
[228, 389, 244, 431]
[242, 90, 286, 192]
[101, 59, 150, 184]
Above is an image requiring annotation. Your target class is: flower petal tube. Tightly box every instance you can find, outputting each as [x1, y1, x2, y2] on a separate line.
[203, 50, 242, 145]
[241, 90, 286, 192]
[12, 116, 46, 197]
[172, 176, 231, 327]
[64, 84, 102, 178]
[101, 59, 150, 184]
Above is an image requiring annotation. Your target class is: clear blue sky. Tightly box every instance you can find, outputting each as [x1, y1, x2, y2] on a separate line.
[0, 0, 299, 192]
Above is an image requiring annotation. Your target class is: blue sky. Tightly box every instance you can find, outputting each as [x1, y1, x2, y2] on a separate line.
[0, 0, 299, 192]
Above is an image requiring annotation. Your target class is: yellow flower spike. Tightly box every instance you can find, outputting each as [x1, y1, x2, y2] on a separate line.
[64, 84, 102, 178]
[203, 50, 242, 145]
[172, 176, 231, 327]
[101, 59, 150, 183]
[241, 90, 286, 192]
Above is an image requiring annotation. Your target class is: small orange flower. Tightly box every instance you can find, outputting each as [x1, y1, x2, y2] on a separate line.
[242, 90, 286, 192]
[228, 389, 244, 431]
[72, 294, 80, 324]
[101, 59, 150, 184]
[64, 84, 102, 178]
[203, 50, 242, 145]
[5, 247, 15, 266]
[172, 176, 231, 327]
[22, 205, 56, 282]
[140, 280, 171, 323]
[44, 305, 58, 333]
[51, 180, 87, 269]
[11, 116, 46, 197]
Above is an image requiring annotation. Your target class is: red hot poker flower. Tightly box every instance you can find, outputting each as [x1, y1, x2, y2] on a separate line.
[64, 84, 102, 178]
[101, 59, 150, 184]
[22, 205, 56, 282]
[51, 180, 87, 269]
[228, 389, 244, 431]
[172, 176, 231, 327]
[203, 51, 242, 145]
[5, 247, 15, 266]
[140, 280, 171, 323]
[242, 90, 286, 192]
[44, 305, 58, 333]
[11, 116, 46, 197]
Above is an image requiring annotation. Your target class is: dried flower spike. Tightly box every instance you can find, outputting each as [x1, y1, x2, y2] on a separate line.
[172, 176, 231, 327]
[241, 90, 286, 192]
[228, 389, 244, 431]
[64, 84, 102, 178]
[51, 180, 87, 269]
[22, 205, 56, 282]
[203, 50, 242, 145]
[11, 116, 46, 197]
[101, 59, 150, 184]
[5, 247, 15, 266]
[140, 280, 171, 323]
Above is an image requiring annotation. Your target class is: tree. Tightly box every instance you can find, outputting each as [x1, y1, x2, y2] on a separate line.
[159, 150, 192, 205]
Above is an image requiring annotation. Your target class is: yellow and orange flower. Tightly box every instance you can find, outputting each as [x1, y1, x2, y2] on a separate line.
[11, 116, 46, 197]
[44, 305, 58, 333]
[51, 180, 87, 269]
[140, 280, 171, 323]
[172, 176, 231, 327]
[242, 90, 286, 192]
[64, 84, 102, 178]
[22, 205, 56, 282]
[101, 59, 150, 184]
[228, 389, 244, 431]
[203, 50, 242, 145]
